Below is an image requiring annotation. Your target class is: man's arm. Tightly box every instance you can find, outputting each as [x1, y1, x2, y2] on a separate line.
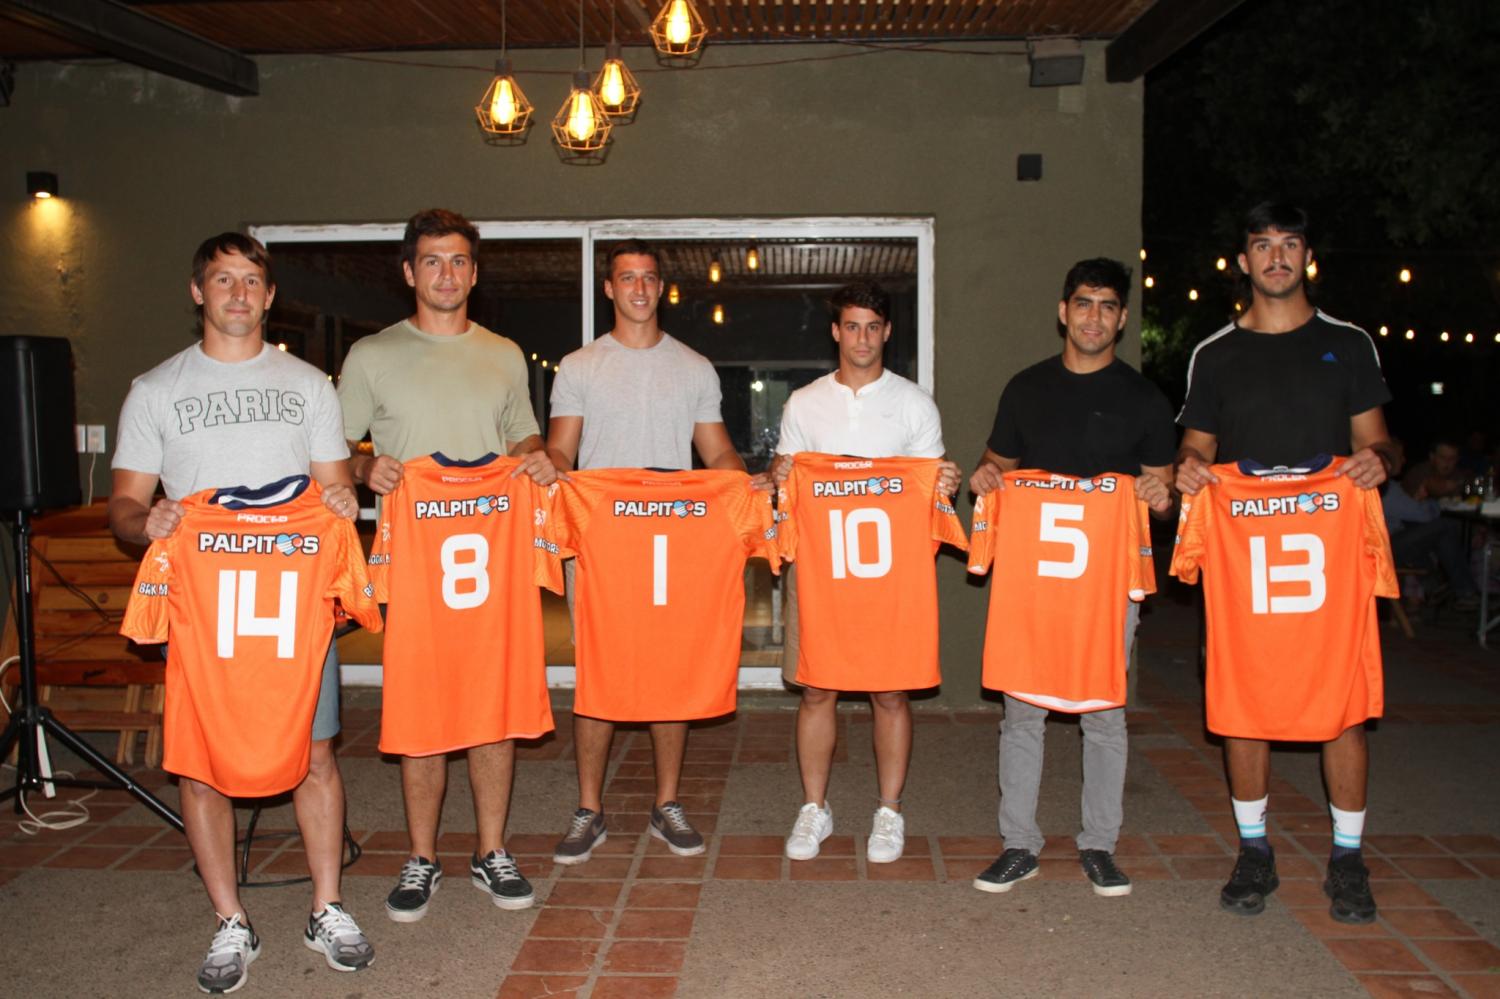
[507, 432, 563, 485]
[107, 469, 179, 546]
[546, 416, 583, 474]
[693, 422, 748, 472]
[1338, 406, 1395, 490]
[1137, 463, 1175, 518]
[968, 448, 1020, 496]
[1175, 429, 1219, 495]
[310, 458, 360, 519]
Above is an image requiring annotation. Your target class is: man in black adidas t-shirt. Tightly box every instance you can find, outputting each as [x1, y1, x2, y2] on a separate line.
[1175, 202, 1395, 927]
[969, 257, 1176, 900]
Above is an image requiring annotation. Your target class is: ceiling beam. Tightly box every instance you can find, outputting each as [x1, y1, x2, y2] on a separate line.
[0, 0, 258, 95]
[1105, 0, 1247, 83]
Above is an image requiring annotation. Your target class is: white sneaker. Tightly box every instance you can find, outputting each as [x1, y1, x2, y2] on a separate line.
[785, 802, 833, 860]
[866, 806, 905, 864]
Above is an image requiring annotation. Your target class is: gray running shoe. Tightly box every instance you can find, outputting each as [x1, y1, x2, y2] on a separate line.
[303, 902, 374, 971]
[197, 913, 260, 994]
[650, 801, 705, 856]
[385, 856, 442, 923]
[554, 808, 608, 865]
[470, 850, 535, 910]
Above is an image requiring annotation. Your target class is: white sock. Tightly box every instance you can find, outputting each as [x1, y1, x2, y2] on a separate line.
[1330, 804, 1366, 851]
[1232, 796, 1268, 841]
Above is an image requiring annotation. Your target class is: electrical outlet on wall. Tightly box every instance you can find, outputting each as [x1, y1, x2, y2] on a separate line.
[86, 425, 107, 454]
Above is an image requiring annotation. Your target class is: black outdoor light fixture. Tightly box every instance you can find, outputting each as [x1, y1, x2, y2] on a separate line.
[26, 172, 58, 199]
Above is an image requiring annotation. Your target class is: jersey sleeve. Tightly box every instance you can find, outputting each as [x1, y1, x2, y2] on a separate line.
[774, 465, 802, 564]
[551, 476, 597, 561]
[532, 481, 565, 595]
[120, 536, 175, 644]
[1360, 485, 1400, 599]
[330, 517, 383, 632]
[1168, 489, 1211, 585]
[732, 477, 781, 574]
[1128, 493, 1157, 600]
[966, 489, 997, 575]
[367, 481, 398, 603]
[928, 462, 969, 553]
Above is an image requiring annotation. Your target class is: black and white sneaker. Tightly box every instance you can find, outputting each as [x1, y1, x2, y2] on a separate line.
[973, 848, 1039, 893]
[471, 850, 535, 910]
[1324, 854, 1377, 924]
[385, 856, 442, 923]
[1079, 849, 1132, 897]
[197, 913, 260, 994]
[1220, 847, 1279, 916]
[304, 902, 374, 972]
[554, 808, 608, 865]
[650, 801, 706, 856]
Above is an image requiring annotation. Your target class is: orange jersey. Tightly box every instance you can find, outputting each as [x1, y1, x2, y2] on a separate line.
[369, 454, 560, 755]
[968, 471, 1154, 712]
[553, 469, 778, 721]
[777, 454, 968, 691]
[120, 476, 381, 797]
[1169, 458, 1397, 741]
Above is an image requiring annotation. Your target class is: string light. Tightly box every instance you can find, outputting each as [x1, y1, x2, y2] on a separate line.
[1399, 267, 1412, 283]
[1187, 289, 1199, 301]
[667, 283, 680, 305]
[1304, 260, 1318, 279]
[593, 5, 641, 119]
[1139, 249, 1147, 261]
[651, 0, 707, 58]
[1378, 326, 1388, 337]
[475, 1, 532, 140]
[1143, 276, 1155, 289]
[553, 0, 613, 156]
[708, 258, 722, 283]
[1465, 332, 1475, 344]
[1215, 257, 1227, 271]
[1405, 329, 1415, 340]
[746, 245, 760, 271]
[712, 303, 725, 325]
[531, 352, 538, 360]
[1440, 331, 1450, 342]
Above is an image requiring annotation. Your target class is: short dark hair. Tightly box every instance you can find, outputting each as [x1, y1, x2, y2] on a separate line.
[828, 281, 892, 325]
[401, 208, 479, 268]
[1060, 258, 1131, 309]
[1242, 201, 1310, 245]
[605, 238, 661, 277]
[191, 232, 273, 291]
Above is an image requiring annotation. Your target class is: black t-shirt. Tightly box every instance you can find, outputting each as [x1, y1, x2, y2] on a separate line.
[987, 355, 1178, 477]
[1177, 311, 1391, 465]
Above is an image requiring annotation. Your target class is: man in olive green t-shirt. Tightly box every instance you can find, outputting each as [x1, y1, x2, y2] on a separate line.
[338, 208, 557, 924]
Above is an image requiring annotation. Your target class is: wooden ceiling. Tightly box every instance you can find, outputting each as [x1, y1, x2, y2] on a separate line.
[3, 1, 1156, 59]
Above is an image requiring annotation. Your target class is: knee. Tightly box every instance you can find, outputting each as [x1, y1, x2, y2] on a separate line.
[305, 738, 340, 780]
[870, 691, 909, 713]
[801, 686, 837, 708]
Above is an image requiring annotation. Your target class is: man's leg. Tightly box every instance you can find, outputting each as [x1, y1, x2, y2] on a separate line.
[866, 690, 911, 863]
[401, 754, 448, 859]
[293, 738, 346, 910]
[795, 685, 839, 807]
[1321, 723, 1377, 923]
[554, 715, 613, 864]
[1077, 707, 1127, 852]
[182, 778, 260, 991]
[1220, 737, 1278, 915]
[1321, 724, 1368, 812]
[647, 721, 706, 856]
[468, 740, 516, 857]
[975, 695, 1046, 892]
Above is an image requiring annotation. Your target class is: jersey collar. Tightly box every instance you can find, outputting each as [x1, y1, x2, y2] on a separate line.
[1236, 454, 1334, 476]
[211, 474, 311, 509]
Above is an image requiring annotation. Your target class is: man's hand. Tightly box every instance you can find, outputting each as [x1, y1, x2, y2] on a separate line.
[1335, 447, 1389, 490]
[969, 463, 1005, 497]
[321, 483, 360, 520]
[1135, 473, 1173, 513]
[1175, 454, 1218, 496]
[511, 448, 566, 486]
[769, 453, 796, 487]
[364, 455, 404, 495]
[144, 499, 184, 540]
[749, 470, 775, 493]
[936, 460, 962, 498]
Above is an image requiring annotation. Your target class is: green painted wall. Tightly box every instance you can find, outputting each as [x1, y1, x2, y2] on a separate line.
[0, 42, 1142, 704]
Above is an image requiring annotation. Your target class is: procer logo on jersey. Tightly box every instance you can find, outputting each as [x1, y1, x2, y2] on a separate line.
[414, 494, 512, 519]
[1169, 456, 1397, 742]
[612, 499, 708, 518]
[197, 531, 322, 555]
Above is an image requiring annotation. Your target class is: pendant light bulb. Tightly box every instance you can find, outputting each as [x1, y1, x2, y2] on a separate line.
[709, 259, 722, 283]
[712, 303, 725, 325]
[746, 246, 760, 271]
[666, 0, 692, 46]
[491, 77, 519, 127]
[592, 40, 641, 117]
[552, 70, 613, 153]
[568, 88, 597, 142]
[476, 58, 534, 137]
[668, 283, 681, 305]
[651, 0, 706, 57]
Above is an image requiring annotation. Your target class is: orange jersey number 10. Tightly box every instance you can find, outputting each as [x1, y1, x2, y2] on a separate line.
[829, 508, 892, 579]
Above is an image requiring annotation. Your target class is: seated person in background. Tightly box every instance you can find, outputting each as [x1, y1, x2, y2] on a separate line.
[1385, 440, 1479, 610]
[1457, 431, 1492, 480]
[1402, 438, 1464, 501]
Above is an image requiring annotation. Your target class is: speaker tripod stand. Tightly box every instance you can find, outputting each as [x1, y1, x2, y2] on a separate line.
[0, 508, 183, 831]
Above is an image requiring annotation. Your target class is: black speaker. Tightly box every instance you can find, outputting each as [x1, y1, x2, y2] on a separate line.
[0, 336, 83, 511]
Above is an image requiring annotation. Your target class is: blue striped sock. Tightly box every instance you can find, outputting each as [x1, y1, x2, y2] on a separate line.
[1232, 796, 1270, 853]
[1330, 804, 1365, 860]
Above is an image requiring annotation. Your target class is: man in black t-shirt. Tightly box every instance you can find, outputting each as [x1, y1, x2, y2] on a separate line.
[1176, 202, 1395, 927]
[969, 258, 1176, 899]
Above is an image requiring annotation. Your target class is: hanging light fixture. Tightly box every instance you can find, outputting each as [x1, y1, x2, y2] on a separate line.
[746, 245, 760, 271]
[593, 2, 641, 119]
[553, 0, 613, 157]
[708, 257, 722, 283]
[475, 0, 533, 141]
[651, 0, 707, 58]
[712, 304, 726, 325]
[668, 283, 681, 305]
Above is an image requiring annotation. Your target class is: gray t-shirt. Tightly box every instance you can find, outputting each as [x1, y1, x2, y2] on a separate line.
[113, 342, 348, 500]
[549, 333, 723, 470]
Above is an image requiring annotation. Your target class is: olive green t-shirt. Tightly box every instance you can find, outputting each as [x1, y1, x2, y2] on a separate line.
[337, 319, 540, 462]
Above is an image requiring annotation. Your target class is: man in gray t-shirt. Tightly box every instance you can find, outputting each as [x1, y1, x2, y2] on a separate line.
[545, 239, 769, 865]
[108, 233, 370, 994]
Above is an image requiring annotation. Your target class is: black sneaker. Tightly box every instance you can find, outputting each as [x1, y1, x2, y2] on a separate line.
[1324, 854, 1377, 924]
[385, 856, 442, 923]
[197, 913, 259, 994]
[1079, 849, 1132, 897]
[650, 801, 706, 856]
[1219, 847, 1279, 916]
[553, 808, 608, 865]
[973, 848, 1039, 893]
[470, 850, 535, 910]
